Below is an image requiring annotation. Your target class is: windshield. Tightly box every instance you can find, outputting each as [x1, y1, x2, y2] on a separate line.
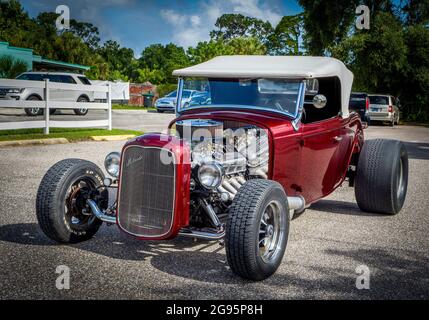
[167, 90, 192, 98]
[16, 73, 45, 81]
[350, 94, 367, 109]
[178, 77, 305, 118]
[369, 96, 389, 105]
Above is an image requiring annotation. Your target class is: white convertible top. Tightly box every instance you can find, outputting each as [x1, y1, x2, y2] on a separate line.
[173, 55, 354, 117]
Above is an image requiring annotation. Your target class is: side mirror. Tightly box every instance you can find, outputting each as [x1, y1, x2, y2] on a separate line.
[313, 94, 327, 109]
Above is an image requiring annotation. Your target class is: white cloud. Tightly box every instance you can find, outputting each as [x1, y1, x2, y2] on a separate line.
[190, 15, 201, 27]
[230, 0, 282, 25]
[160, 0, 283, 48]
[160, 9, 187, 26]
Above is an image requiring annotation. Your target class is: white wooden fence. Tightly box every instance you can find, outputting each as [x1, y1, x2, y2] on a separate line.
[0, 79, 112, 134]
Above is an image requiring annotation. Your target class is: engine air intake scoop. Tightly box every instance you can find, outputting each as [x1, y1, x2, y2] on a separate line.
[175, 119, 223, 144]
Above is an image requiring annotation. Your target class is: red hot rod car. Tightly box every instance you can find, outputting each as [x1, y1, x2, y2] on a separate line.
[36, 56, 408, 280]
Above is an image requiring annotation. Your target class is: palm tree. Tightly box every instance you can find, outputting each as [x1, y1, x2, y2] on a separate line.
[0, 55, 28, 79]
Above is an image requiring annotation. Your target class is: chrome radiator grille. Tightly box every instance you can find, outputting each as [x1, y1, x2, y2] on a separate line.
[118, 146, 175, 237]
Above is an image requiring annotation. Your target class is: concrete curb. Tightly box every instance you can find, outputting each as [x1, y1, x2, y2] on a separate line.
[0, 134, 136, 148]
[90, 135, 136, 141]
[0, 138, 69, 148]
[113, 109, 150, 113]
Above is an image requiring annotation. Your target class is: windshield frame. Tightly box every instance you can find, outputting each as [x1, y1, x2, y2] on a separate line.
[175, 77, 306, 119]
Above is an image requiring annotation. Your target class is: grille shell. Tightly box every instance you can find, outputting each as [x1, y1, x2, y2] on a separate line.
[117, 146, 176, 238]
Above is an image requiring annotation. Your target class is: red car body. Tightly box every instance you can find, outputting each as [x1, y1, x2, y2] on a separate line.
[117, 108, 363, 240]
[171, 108, 363, 205]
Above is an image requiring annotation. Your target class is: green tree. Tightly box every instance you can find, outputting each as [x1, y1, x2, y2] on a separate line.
[332, 12, 407, 93]
[298, 0, 359, 55]
[139, 43, 189, 83]
[69, 20, 101, 50]
[0, 55, 28, 78]
[267, 14, 304, 55]
[98, 40, 135, 80]
[33, 12, 101, 54]
[187, 40, 231, 64]
[210, 13, 305, 55]
[226, 37, 267, 55]
[401, 0, 429, 25]
[401, 25, 429, 121]
[0, 0, 37, 49]
[135, 68, 165, 84]
[52, 32, 93, 65]
[210, 14, 274, 45]
[188, 37, 266, 65]
[85, 54, 110, 80]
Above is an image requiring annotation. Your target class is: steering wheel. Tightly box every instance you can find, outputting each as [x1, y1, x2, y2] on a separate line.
[267, 98, 294, 111]
[274, 102, 284, 111]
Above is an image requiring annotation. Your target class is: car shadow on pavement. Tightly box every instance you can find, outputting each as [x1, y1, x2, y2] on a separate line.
[0, 222, 245, 284]
[309, 200, 383, 217]
[281, 247, 429, 299]
[403, 142, 429, 160]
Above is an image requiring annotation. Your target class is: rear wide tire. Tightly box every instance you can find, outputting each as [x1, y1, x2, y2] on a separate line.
[355, 139, 408, 214]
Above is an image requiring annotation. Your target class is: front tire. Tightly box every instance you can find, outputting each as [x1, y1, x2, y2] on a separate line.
[74, 96, 89, 116]
[24, 95, 42, 116]
[225, 179, 289, 280]
[355, 139, 408, 214]
[36, 159, 106, 243]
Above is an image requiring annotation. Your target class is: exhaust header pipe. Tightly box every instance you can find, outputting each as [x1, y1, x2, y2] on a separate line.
[87, 199, 117, 224]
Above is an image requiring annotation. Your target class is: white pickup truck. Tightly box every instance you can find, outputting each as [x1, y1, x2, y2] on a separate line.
[0, 71, 94, 116]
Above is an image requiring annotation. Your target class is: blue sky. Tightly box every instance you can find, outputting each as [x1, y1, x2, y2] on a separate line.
[20, 0, 303, 56]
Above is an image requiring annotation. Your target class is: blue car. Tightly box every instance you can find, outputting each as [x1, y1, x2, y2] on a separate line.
[156, 89, 203, 113]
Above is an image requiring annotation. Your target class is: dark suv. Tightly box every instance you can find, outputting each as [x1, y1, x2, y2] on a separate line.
[349, 92, 370, 124]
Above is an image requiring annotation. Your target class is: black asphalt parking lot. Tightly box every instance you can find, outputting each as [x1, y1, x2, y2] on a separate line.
[0, 112, 428, 299]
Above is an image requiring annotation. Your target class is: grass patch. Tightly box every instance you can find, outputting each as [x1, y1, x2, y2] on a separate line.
[0, 128, 143, 142]
[112, 104, 156, 111]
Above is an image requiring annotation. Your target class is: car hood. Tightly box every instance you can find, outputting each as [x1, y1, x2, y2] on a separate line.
[158, 97, 191, 103]
[171, 108, 294, 132]
[157, 97, 175, 103]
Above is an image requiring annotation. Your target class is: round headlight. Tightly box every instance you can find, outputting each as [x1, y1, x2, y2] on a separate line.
[104, 152, 121, 177]
[197, 162, 224, 189]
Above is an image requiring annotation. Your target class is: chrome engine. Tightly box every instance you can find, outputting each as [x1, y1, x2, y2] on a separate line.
[176, 119, 269, 202]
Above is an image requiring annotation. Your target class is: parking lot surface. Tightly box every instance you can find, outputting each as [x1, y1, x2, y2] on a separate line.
[0, 118, 428, 299]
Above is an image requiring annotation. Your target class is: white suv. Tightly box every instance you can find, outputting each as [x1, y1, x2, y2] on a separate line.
[368, 94, 400, 126]
[0, 72, 95, 116]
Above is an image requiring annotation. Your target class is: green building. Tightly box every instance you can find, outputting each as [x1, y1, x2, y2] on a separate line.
[0, 41, 90, 74]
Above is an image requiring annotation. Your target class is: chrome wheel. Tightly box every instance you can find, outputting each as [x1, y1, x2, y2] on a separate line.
[64, 178, 95, 230]
[258, 200, 284, 263]
[397, 157, 406, 199]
